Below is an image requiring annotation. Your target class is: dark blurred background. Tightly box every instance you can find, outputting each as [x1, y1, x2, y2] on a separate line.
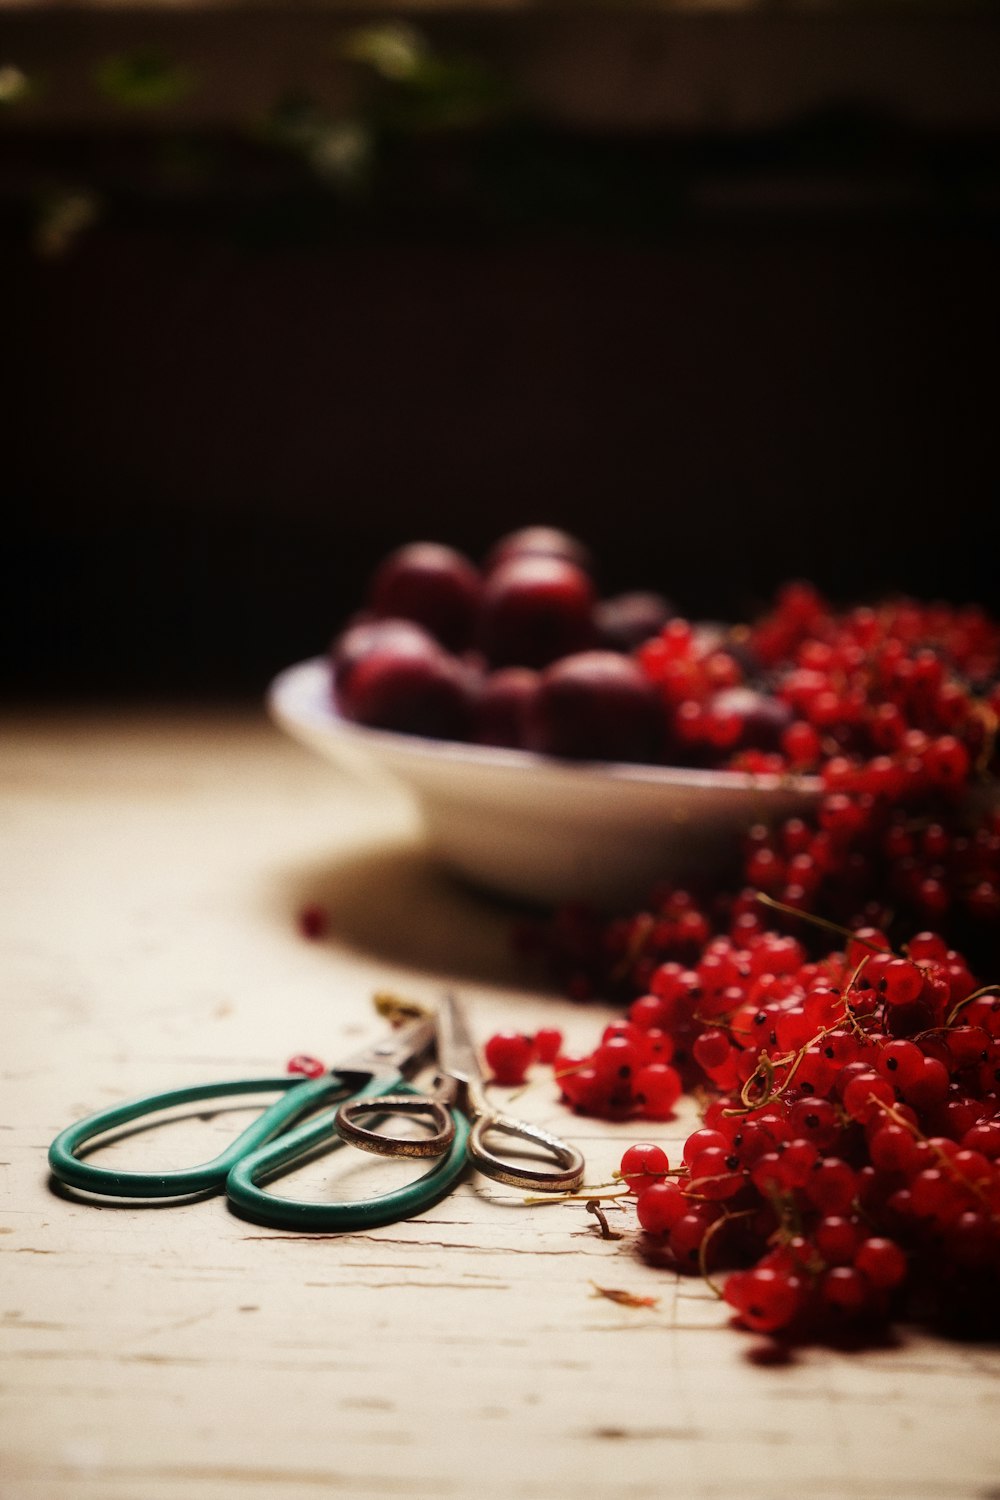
[3, 2, 999, 701]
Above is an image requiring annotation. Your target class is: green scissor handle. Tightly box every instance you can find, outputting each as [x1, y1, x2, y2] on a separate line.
[47, 1073, 342, 1200]
[226, 1080, 470, 1231]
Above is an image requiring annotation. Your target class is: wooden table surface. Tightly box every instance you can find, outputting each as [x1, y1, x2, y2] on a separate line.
[3, 708, 999, 1500]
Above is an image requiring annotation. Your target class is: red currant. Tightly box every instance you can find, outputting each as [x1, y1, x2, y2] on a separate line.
[483, 1032, 534, 1086]
[533, 1027, 563, 1064]
[620, 1142, 670, 1194]
[287, 1054, 325, 1078]
[635, 1181, 688, 1234]
[728, 1266, 803, 1333]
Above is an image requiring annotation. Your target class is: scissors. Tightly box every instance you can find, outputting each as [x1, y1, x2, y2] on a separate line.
[335, 992, 585, 1193]
[48, 1012, 469, 1230]
[48, 997, 585, 1231]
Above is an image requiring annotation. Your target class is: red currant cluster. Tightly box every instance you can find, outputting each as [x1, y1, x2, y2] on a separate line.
[517, 584, 1000, 1341]
[636, 584, 999, 776]
[550, 1021, 682, 1121]
[483, 1026, 563, 1085]
[614, 925, 1000, 1338]
[743, 801, 1000, 953]
[635, 619, 751, 754]
[527, 843, 1000, 1337]
[523, 792, 1000, 1009]
[483, 1024, 681, 1119]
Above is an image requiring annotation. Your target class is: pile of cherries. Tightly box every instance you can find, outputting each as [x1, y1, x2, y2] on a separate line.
[330, 528, 1000, 785]
[330, 527, 672, 763]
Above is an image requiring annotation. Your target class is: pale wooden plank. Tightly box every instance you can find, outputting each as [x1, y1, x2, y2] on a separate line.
[2, 709, 999, 1500]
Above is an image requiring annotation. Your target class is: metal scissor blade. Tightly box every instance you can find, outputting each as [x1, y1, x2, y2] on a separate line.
[332, 1015, 437, 1083]
[436, 993, 586, 1192]
[434, 992, 482, 1088]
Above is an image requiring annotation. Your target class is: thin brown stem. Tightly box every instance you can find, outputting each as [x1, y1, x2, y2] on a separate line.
[870, 1097, 995, 1212]
[521, 1187, 633, 1207]
[754, 892, 895, 954]
[944, 983, 1000, 1030]
[586, 1199, 624, 1240]
[698, 1208, 756, 1297]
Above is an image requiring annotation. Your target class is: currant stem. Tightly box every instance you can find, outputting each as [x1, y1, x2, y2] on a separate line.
[971, 699, 999, 775]
[611, 911, 657, 983]
[698, 1208, 755, 1297]
[943, 982, 1000, 1029]
[521, 1187, 633, 1206]
[612, 1167, 690, 1184]
[725, 1004, 866, 1116]
[754, 892, 895, 953]
[870, 1096, 996, 1211]
[586, 1199, 624, 1240]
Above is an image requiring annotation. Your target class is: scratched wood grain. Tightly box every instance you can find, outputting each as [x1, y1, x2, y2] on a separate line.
[2, 710, 999, 1500]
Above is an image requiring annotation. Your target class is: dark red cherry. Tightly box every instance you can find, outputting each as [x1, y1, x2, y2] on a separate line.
[527, 651, 665, 763]
[340, 641, 474, 740]
[368, 542, 481, 652]
[472, 667, 541, 749]
[331, 617, 442, 703]
[484, 526, 592, 576]
[594, 591, 674, 653]
[709, 687, 794, 752]
[478, 555, 596, 669]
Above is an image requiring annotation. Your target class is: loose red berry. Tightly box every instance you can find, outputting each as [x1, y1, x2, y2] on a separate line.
[682, 1128, 727, 1165]
[806, 1158, 859, 1215]
[669, 1208, 721, 1270]
[815, 1215, 864, 1266]
[730, 1266, 803, 1332]
[854, 1237, 907, 1290]
[287, 1054, 325, 1078]
[620, 1142, 670, 1194]
[635, 1180, 687, 1234]
[821, 1266, 869, 1315]
[533, 1027, 563, 1065]
[881, 958, 925, 1008]
[842, 1070, 895, 1125]
[483, 1032, 534, 1086]
[634, 1063, 682, 1120]
[689, 1146, 743, 1200]
[296, 904, 328, 940]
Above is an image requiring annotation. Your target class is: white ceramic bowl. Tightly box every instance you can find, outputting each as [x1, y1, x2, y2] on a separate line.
[268, 657, 821, 909]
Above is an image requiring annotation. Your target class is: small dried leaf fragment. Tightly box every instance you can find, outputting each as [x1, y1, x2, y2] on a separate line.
[372, 991, 432, 1022]
[590, 1282, 659, 1309]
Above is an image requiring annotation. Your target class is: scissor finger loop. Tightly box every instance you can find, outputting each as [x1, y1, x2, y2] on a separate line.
[334, 1094, 456, 1159]
[467, 1113, 586, 1193]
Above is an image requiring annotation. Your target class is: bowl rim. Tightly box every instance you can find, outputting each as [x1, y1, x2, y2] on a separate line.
[268, 657, 822, 796]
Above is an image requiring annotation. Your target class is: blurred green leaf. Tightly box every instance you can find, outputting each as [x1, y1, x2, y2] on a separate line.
[388, 55, 514, 131]
[342, 24, 428, 83]
[0, 64, 33, 106]
[93, 51, 196, 109]
[34, 189, 101, 259]
[307, 120, 373, 187]
[258, 94, 373, 192]
[260, 92, 326, 149]
[342, 23, 513, 132]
